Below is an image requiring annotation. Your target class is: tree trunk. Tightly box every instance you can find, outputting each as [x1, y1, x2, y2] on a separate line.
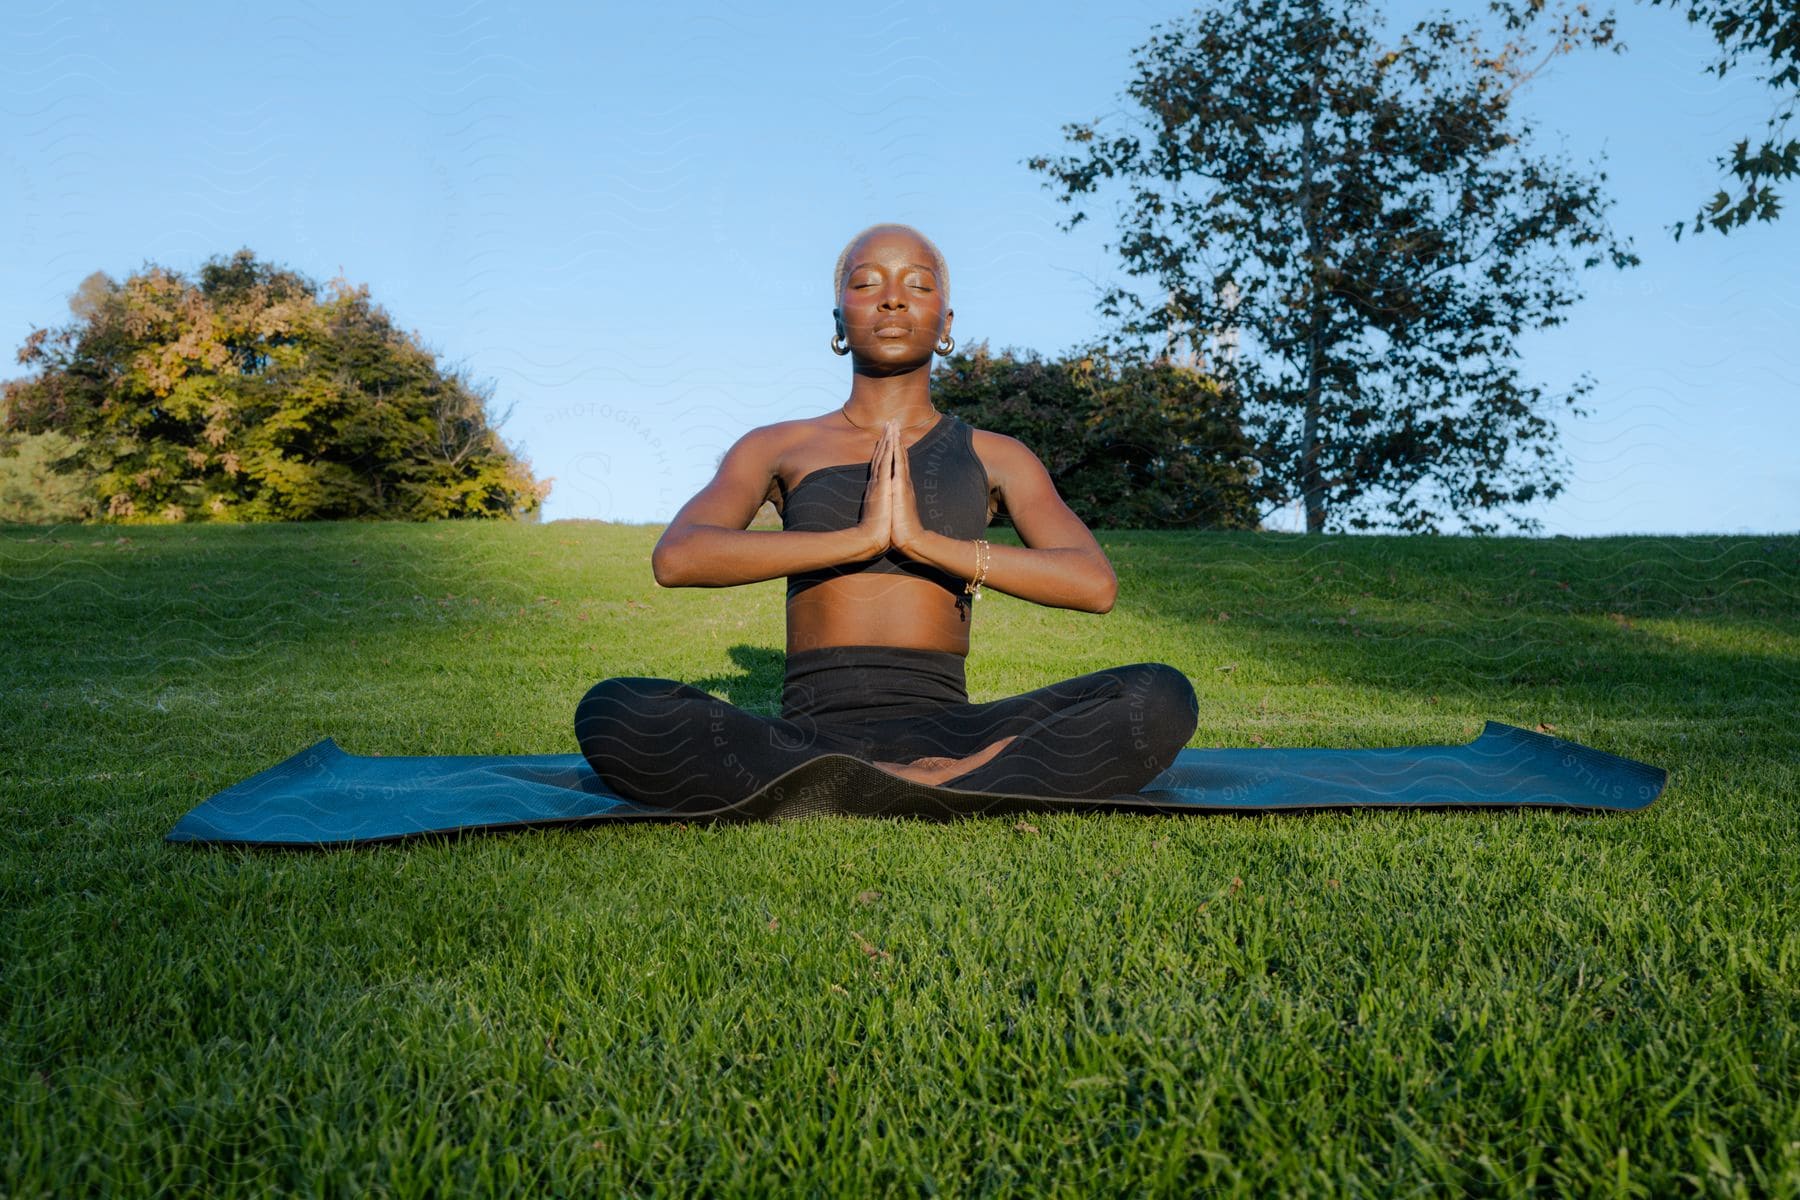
[1302, 306, 1325, 534]
[1299, 50, 1327, 535]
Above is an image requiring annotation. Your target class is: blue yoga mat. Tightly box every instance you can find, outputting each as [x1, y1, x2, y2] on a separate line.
[165, 721, 1667, 847]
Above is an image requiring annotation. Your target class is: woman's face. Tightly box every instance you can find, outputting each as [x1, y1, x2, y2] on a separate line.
[835, 229, 952, 369]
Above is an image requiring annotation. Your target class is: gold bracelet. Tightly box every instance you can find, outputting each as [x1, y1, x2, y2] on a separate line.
[964, 538, 990, 601]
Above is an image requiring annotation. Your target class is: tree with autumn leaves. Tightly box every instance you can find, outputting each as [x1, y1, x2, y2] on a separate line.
[1, 250, 549, 524]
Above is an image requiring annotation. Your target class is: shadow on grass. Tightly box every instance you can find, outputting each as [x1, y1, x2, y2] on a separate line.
[1099, 531, 1797, 737]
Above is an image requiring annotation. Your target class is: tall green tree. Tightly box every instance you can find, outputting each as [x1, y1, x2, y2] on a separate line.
[2, 249, 549, 523]
[1028, 0, 1639, 534]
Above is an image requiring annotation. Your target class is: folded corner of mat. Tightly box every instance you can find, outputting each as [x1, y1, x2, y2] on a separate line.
[1479, 719, 1670, 803]
[165, 719, 1670, 848]
[164, 737, 662, 848]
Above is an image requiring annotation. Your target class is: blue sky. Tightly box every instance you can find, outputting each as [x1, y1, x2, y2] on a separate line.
[4, 0, 1794, 534]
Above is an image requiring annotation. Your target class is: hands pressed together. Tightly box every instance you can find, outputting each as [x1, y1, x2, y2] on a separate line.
[854, 418, 929, 559]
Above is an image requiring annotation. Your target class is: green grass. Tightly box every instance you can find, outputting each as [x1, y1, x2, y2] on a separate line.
[2, 520, 1796, 1196]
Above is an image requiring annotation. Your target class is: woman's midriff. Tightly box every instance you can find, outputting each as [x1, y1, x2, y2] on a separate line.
[785, 572, 973, 657]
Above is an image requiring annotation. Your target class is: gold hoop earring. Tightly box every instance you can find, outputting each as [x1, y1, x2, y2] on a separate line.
[935, 335, 955, 356]
[830, 332, 849, 356]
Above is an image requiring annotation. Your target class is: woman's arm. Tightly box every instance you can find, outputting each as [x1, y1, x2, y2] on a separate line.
[652, 426, 888, 588]
[896, 432, 1118, 613]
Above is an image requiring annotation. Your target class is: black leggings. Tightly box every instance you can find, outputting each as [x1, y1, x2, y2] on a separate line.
[574, 645, 1200, 812]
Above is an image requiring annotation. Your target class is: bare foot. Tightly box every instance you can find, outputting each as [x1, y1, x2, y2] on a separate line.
[870, 735, 1017, 786]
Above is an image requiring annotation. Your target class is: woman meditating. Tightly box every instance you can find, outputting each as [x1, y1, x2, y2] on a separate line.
[574, 223, 1199, 814]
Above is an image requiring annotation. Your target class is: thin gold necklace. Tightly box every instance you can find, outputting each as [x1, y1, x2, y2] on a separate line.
[839, 404, 939, 432]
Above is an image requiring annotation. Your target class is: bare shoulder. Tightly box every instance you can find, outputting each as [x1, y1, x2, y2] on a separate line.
[968, 425, 1040, 487]
[734, 416, 811, 448]
[717, 414, 843, 512]
[754, 413, 840, 477]
[719, 415, 819, 468]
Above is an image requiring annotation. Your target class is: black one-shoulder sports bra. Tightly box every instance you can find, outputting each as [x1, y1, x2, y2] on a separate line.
[779, 413, 991, 600]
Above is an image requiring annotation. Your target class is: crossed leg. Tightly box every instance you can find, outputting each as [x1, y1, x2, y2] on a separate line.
[841, 662, 1199, 800]
[573, 676, 859, 812]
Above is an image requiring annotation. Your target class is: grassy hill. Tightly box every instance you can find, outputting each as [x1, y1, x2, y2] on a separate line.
[2, 521, 1795, 1194]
